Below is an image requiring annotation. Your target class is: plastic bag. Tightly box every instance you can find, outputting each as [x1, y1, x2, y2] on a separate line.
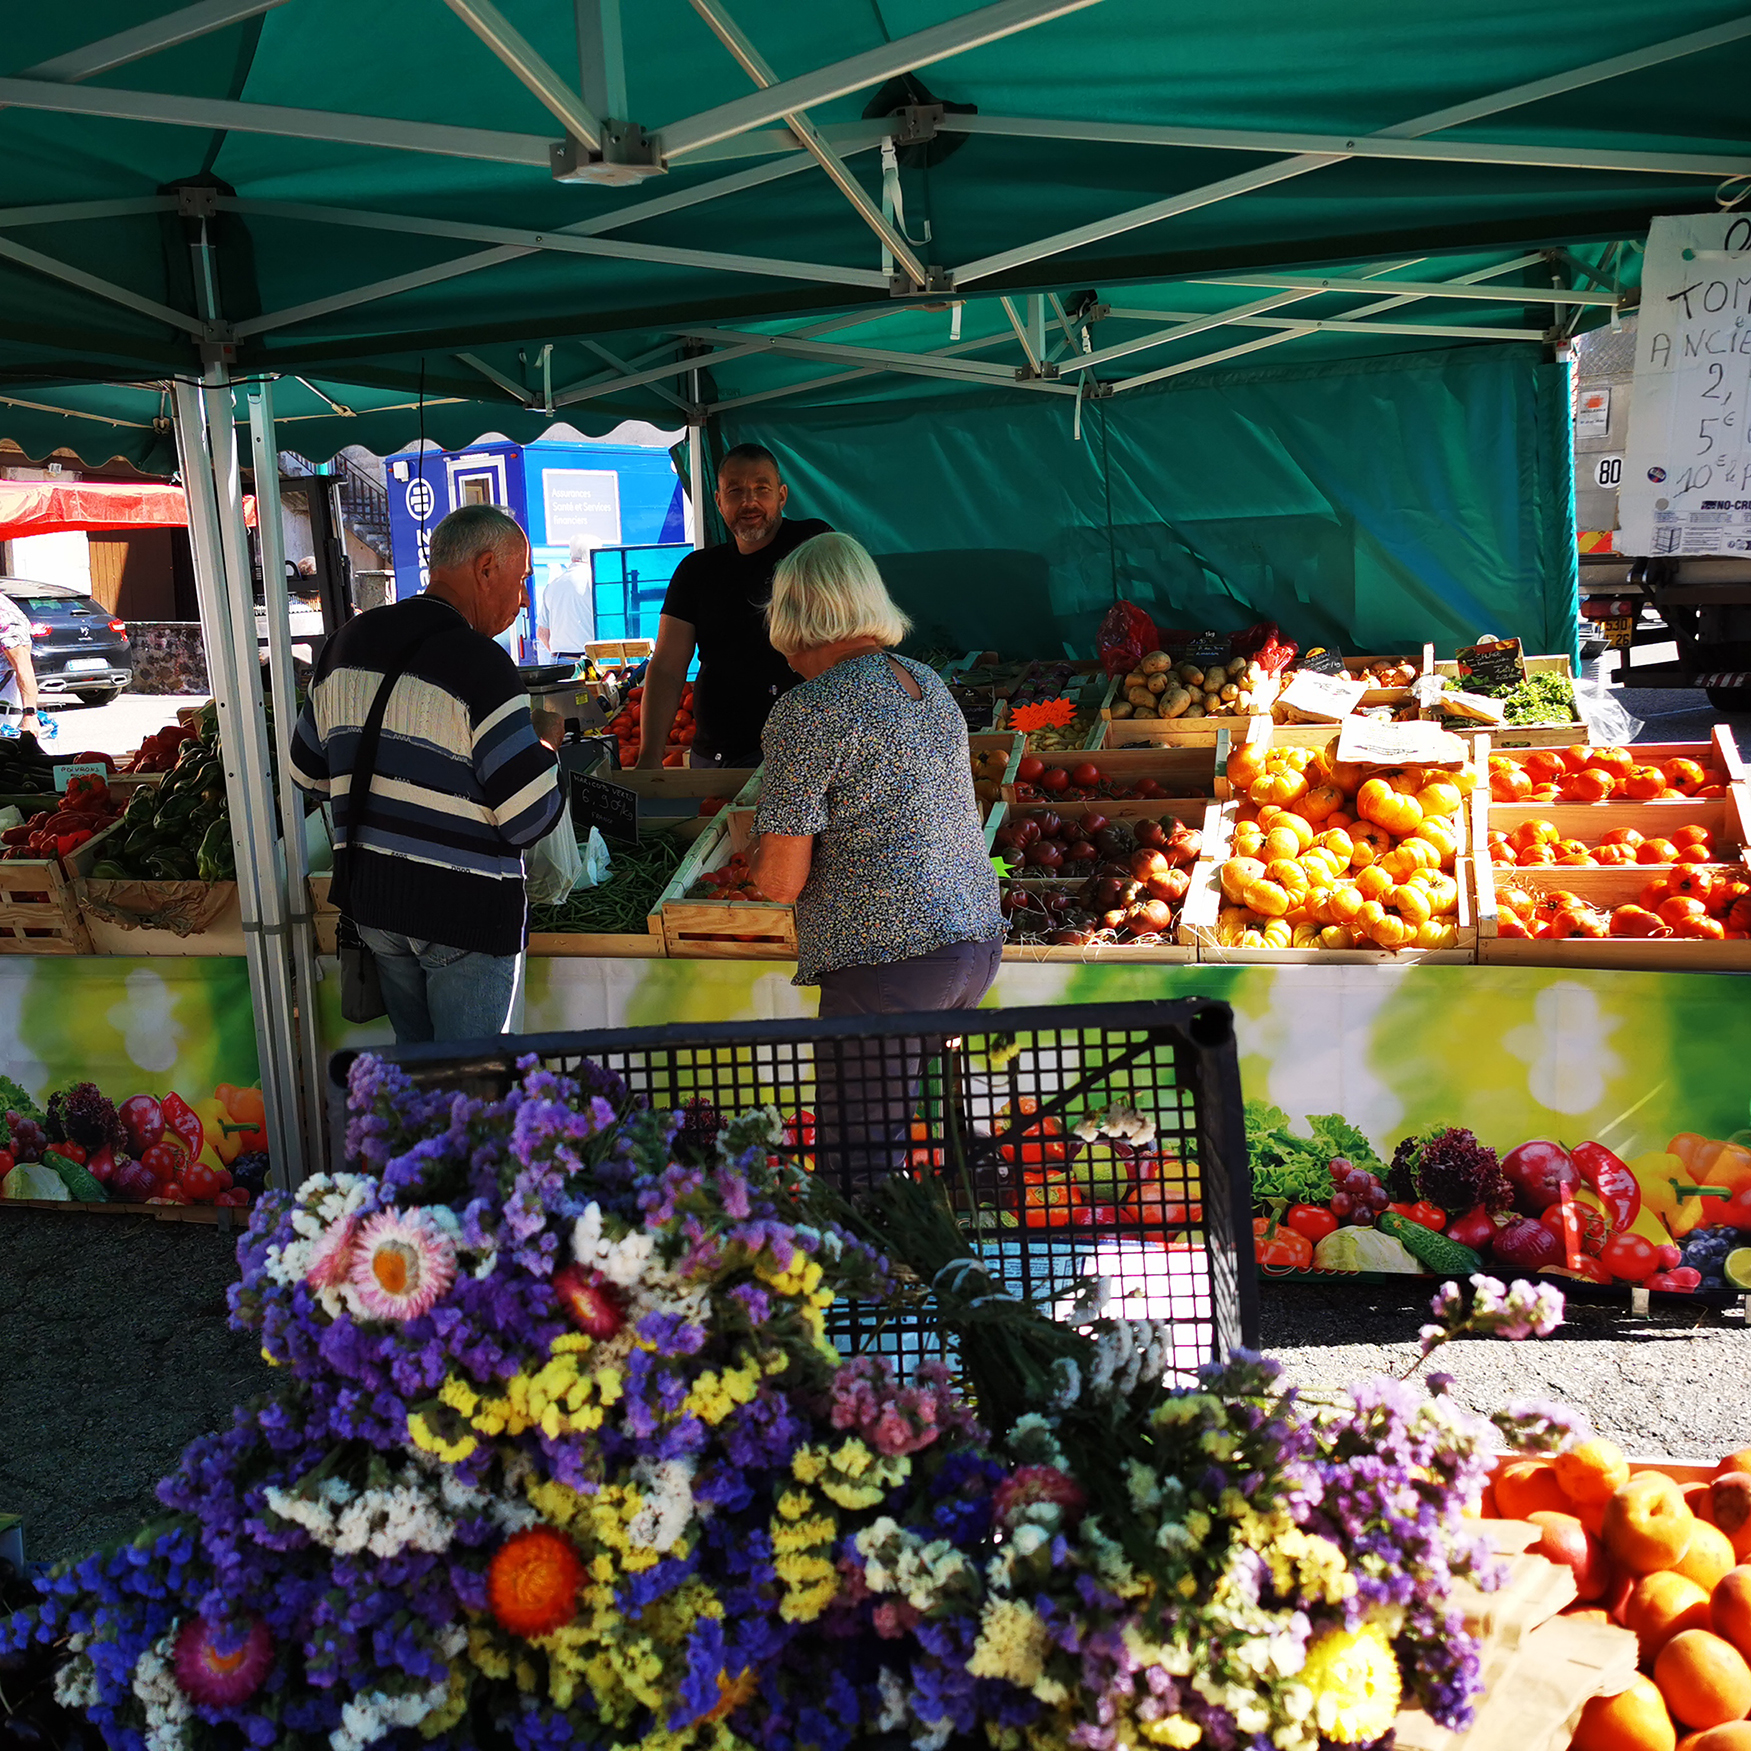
[578, 827, 611, 891]
[1575, 660, 1644, 745]
[526, 818, 585, 906]
[1096, 600, 1162, 677]
[1230, 620, 1299, 676]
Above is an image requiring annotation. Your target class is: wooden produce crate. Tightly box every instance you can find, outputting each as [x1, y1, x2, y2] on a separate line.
[1098, 671, 1283, 748]
[1000, 744, 1217, 805]
[1478, 724, 1745, 792]
[1003, 933, 1195, 964]
[994, 662, 1109, 751]
[1429, 653, 1585, 748]
[1183, 797, 1476, 963]
[660, 810, 797, 959]
[68, 828, 242, 955]
[584, 638, 653, 673]
[584, 763, 760, 814]
[1482, 785, 1751, 870]
[1347, 644, 1433, 707]
[0, 835, 96, 953]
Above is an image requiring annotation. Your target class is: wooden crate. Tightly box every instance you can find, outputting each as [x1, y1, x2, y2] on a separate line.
[583, 764, 760, 814]
[0, 815, 122, 953]
[661, 810, 797, 959]
[1482, 786, 1750, 866]
[1430, 653, 1587, 747]
[1473, 860, 1751, 970]
[1184, 797, 1476, 963]
[1346, 644, 1433, 707]
[1476, 725, 1745, 790]
[1000, 743, 1217, 804]
[996, 873, 1198, 962]
[67, 827, 242, 955]
[1098, 670, 1282, 747]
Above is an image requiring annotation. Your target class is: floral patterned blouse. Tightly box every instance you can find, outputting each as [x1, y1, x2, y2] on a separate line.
[754, 652, 1003, 984]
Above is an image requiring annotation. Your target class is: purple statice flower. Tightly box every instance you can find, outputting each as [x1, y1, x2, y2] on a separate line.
[1491, 1396, 1592, 1455]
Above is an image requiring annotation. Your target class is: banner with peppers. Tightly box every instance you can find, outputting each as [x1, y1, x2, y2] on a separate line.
[0, 957, 267, 1208]
[314, 956, 1751, 1297]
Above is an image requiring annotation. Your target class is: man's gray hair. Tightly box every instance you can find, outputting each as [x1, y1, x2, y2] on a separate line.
[427, 503, 525, 571]
[569, 536, 590, 565]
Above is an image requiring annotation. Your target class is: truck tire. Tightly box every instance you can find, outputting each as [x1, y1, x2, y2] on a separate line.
[1705, 686, 1751, 713]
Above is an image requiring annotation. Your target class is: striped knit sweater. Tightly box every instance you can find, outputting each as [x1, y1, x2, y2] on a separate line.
[291, 596, 563, 955]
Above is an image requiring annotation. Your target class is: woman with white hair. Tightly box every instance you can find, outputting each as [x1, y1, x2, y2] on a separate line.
[748, 531, 1003, 1014]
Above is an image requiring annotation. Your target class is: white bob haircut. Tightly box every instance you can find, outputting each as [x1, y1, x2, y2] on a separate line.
[766, 532, 912, 656]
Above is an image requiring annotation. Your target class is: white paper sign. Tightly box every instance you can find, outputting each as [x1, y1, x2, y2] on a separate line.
[1576, 386, 1611, 439]
[1619, 212, 1751, 558]
[1274, 668, 1365, 723]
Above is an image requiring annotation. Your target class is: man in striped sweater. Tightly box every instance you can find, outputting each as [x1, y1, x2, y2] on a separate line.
[292, 504, 564, 1043]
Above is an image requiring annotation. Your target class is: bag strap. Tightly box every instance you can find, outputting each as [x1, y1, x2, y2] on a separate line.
[329, 626, 442, 916]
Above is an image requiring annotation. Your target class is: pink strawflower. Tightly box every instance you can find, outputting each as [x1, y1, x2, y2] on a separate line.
[993, 1463, 1087, 1529]
[304, 1215, 359, 1291]
[347, 1208, 457, 1321]
[173, 1614, 273, 1706]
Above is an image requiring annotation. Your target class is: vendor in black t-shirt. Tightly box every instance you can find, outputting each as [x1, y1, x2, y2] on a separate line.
[636, 444, 831, 769]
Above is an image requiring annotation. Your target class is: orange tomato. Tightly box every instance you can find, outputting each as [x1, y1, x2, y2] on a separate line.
[1598, 845, 1642, 866]
[1611, 906, 1668, 938]
[1602, 827, 1646, 848]
[1564, 768, 1617, 802]
[1674, 915, 1728, 940]
[1584, 746, 1635, 780]
[1622, 766, 1668, 799]
[1551, 906, 1610, 938]
[1511, 819, 1561, 853]
[1663, 758, 1708, 794]
[1674, 825, 1714, 849]
[1525, 748, 1570, 784]
[1640, 840, 1683, 864]
[1659, 896, 1709, 929]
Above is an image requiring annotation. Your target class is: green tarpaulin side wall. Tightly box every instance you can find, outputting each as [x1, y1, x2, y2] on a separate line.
[718, 344, 1579, 663]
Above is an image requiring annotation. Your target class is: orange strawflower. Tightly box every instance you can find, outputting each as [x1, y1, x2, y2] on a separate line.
[487, 1529, 584, 1638]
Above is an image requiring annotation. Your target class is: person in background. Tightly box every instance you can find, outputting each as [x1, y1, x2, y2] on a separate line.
[636, 444, 830, 769]
[746, 532, 1003, 1185]
[292, 504, 564, 1044]
[536, 535, 595, 662]
[0, 591, 49, 741]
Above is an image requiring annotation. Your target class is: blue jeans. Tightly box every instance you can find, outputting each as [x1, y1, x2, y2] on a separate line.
[357, 927, 520, 1045]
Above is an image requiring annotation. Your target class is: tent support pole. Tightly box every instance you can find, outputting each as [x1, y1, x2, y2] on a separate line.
[689, 369, 707, 551]
[171, 377, 305, 1184]
[246, 380, 330, 1177]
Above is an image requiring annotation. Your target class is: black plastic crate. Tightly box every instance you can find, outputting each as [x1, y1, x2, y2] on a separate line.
[329, 998, 1256, 1368]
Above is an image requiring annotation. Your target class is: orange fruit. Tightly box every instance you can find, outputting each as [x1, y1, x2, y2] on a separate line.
[1498, 1458, 1570, 1520]
[1713, 1569, 1751, 1659]
[1573, 1675, 1678, 1751]
[1626, 1573, 1715, 1665]
[1676, 1724, 1751, 1751]
[1608, 1475, 1699, 1575]
[1688, 1483, 1718, 1525]
[1681, 1526, 1741, 1594]
[1560, 1440, 1635, 1507]
[1712, 1478, 1751, 1562]
[1714, 1453, 1751, 1483]
[1532, 1510, 1613, 1602]
[1656, 1630, 1751, 1729]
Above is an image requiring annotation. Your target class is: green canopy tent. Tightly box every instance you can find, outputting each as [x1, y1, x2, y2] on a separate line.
[0, 0, 1742, 1174]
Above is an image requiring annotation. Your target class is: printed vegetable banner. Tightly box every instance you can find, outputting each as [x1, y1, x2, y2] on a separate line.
[0, 957, 267, 1208]
[318, 957, 1751, 1297]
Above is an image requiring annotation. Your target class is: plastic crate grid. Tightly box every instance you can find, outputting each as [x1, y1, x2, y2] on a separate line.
[346, 999, 1255, 1378]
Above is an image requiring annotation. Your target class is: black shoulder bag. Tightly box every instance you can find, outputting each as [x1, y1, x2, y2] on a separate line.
[330, 634, 437, 1024]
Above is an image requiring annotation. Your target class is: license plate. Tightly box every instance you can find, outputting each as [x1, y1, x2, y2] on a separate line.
[1601, 616, 1635, 649]
[65, 658, 110, 673]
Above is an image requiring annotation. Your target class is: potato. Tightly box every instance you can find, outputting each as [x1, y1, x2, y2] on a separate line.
[1161, 687, 1191, 719]
[1110, 700, 1134, 718]
[1203, 661, 1229, 685]
[1178, 664, 1204, 687]
[1124, 669, 1147, 690]
[1132, 704, 1158, 719]
[1220, 682, 1239, 702]
[1140, 651, 1172, 675]
[1203, 690, 1223, 708]
[1183, 703, 1206, 718]
[1146, 671, 1169, 694]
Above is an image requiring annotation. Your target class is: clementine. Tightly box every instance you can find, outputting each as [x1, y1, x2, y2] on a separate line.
[1572, 1675, 1678, 1751]
[1712, 1568, 1751, 1660]
[1560, 1440, 1635, 1506]
[1497, 1458, 1570, 1520]
[1626, 1573, 1715, 1665]
[1531, 1510, 1613, 1602]
[1656, 1630, 1751, 1729]
[1607, 1475, 1698, 1575]
[1680, 1525, 1741, 1594]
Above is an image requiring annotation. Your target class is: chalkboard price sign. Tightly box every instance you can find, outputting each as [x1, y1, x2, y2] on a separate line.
[1454, 637, 1525, 692]
[1299, 646, 1349, 676]
[571, 771, 639, 844]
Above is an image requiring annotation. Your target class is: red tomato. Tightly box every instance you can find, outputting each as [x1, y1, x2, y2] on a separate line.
[1020, 1174, 1083, 1228]
[1041, 767, 1071, 793]
[1016, 756, 1044, 782]
[1599, 1231, 1658, 1282]
[214, 1187, 252, 1207]
[1071, 762, 1101, 789]
[1408, 1201, 1446, 1231]
[180, 1160, 230, 1203]
[1284, 1203, 1338, 1242]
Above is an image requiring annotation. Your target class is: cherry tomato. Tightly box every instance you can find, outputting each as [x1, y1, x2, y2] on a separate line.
[1599, 1231, 1658, 1282]
[1284, 1203, 1338, 1242]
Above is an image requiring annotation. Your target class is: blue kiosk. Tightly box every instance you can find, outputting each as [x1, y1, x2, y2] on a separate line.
[384, 437, 689, 660]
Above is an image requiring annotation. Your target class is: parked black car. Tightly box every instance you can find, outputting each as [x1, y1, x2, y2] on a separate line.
[0, 576, 133, 706]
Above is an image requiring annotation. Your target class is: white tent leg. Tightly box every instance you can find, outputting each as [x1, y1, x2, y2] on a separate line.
[171, 376, 305, 1184]
[246, 380, 329, 1177]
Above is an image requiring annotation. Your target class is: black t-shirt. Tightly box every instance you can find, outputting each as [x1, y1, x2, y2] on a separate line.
[659, 518, 832, 761]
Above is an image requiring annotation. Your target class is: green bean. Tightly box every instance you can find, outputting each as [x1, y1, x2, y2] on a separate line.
[529, 831, 689, 937]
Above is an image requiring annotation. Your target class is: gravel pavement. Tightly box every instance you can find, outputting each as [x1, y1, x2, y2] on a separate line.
[1261, 1280, 1751, 1461]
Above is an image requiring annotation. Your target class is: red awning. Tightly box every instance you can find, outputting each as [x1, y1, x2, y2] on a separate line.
[0, 480, 255, 539]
